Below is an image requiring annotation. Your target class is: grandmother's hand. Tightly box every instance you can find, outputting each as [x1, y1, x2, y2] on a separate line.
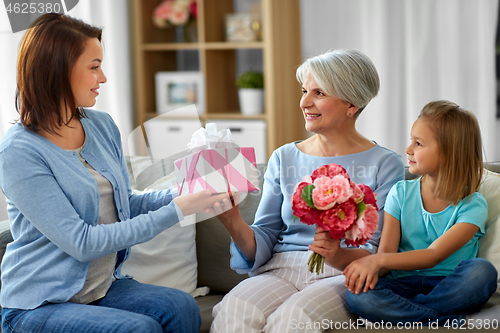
[212, 192, 241, 222]
[174, 190, 230, 217]
[309, 224, 341, 265]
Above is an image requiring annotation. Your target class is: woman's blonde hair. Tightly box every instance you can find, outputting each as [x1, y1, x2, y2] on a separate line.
[419, 100, 483, 205]
[296, 49, 380, 116]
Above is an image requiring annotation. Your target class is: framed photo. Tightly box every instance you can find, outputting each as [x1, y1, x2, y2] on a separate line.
[155, 71, 204, 114]
[225, 13, 258, 42]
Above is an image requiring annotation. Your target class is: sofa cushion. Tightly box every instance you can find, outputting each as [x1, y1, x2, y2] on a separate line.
[122, 156, 199, 296]
[196, 164, 267, 293]
[477, 167, 500, 305]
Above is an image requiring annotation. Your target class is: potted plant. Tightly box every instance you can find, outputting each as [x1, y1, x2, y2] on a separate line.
[236, 71, 264, 115]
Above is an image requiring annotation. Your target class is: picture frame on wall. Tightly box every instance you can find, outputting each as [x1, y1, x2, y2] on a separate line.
[155, 71, 204, 115]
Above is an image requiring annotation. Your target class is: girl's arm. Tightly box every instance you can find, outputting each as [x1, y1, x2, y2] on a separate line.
[342, 212, 400, 293]
[374, 222, 479, 270]
[344, 217, 479, 294]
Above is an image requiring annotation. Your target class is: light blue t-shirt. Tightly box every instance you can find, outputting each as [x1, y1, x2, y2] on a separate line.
[230, 141, 405, 274]
[384, 179, 487, 278]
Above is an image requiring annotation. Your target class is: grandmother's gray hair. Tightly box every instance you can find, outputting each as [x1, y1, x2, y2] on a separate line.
[296, 49, 380, 116]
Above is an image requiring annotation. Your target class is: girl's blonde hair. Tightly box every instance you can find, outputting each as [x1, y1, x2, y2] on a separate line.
[419, 100, 483, 205]
[296, 49, 380, 116]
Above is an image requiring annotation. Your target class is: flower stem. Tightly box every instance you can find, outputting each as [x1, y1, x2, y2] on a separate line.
[308, 251, 325, 275]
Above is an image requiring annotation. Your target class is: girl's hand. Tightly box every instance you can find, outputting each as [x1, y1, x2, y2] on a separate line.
[174, 190, 230, 217]
[309, 224, 341, 266]
[343, 255, 381, 294]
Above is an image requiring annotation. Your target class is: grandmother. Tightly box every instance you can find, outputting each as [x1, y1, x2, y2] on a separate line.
[211, 49, 405, 332]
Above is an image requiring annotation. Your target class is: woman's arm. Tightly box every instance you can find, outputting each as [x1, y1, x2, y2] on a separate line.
[214, 194, 257, 262]
[214, 151, 286, 270]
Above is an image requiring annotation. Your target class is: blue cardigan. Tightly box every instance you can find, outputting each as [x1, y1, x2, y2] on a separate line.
[0, 109, 181, 309]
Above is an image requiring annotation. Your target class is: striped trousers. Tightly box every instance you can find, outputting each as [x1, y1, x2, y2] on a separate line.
[211, 251, 357, 333]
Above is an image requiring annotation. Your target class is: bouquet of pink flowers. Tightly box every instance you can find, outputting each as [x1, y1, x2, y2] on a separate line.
[153, 0, 198, 28]
[291, 163, 379, 274]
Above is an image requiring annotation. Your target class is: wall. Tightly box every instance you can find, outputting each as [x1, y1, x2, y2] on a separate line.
[299, 0, 499, 162]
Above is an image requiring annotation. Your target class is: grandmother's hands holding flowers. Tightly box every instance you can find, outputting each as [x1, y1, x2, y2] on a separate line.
[309, 224, 342, 266]
[291, 163, 379, 274]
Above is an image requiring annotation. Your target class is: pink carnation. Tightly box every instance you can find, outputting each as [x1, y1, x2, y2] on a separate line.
[189, 1, 197, 18]
[317, 200, 357, 239]
[344, 204, 379, 246]
[154, 0, 173, 20]
[312, 175, 353, 210]
[351, 181, 364, 204]
[169, 2, 190, 25]
[293, 175, 312, 193]
[358, 183, 378, 210]
[291, 182, 320, 225]
[311, 163, 350, 182]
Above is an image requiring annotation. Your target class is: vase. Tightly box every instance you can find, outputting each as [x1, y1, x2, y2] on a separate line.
[238, 89, 265, 115]
[175, 21, 198, 43]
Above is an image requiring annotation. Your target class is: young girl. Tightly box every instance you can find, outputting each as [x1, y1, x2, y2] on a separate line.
[344, 100, 497, 324]
[0, 13, 228, 333]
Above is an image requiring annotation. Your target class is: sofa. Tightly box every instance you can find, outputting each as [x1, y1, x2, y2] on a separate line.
[0, 159, 499, 332]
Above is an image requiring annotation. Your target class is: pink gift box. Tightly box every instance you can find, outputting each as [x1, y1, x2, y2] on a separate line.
[174, 147, 259, 195]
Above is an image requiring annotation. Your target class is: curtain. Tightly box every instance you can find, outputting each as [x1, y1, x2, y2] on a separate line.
[0, 0, 133, 153]
[300, 0, 499, 162]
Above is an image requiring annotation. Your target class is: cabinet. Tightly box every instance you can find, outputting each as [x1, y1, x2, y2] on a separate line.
[130, 0, 304, 159]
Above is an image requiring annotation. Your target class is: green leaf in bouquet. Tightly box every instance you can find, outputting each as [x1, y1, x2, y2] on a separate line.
[357, 201, 366, 217]
[301, 184, 316, 208]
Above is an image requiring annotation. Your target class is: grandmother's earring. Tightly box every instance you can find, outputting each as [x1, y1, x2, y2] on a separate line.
[348, 113, 352, 116]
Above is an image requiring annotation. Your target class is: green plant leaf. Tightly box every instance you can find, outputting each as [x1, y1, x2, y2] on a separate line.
[301, 184, 316, 208]
[236, 71, 264, 89]
[357, 201, 366, 217]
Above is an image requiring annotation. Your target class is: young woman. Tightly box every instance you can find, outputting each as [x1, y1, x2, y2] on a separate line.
[210, 49, 405, 332]
[0, 13, 228, 333]
[344, 100, 498, 324]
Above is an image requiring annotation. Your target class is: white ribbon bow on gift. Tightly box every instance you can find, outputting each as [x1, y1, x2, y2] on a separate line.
[187, 123, 238, 152]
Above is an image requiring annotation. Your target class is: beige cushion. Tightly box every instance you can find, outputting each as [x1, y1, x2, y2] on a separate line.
[121, 156, 201, 296]
[477, 169, 500, 305]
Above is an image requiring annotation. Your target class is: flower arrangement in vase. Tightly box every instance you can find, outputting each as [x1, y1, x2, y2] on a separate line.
[152, 0, 198, 42]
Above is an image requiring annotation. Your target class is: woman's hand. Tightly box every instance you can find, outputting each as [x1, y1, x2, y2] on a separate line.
[211, 192, 257, 262]
[343, 254, 381, 294]
[174, 190, 230, 217]
[212, 192, 241, 223]
[309, 224, 341, 265]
